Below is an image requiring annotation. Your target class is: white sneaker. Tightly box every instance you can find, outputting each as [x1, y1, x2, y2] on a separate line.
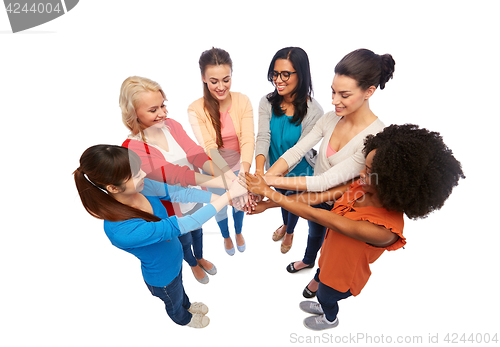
[188, 302, 209, 315]
[187, 313, 210, 328]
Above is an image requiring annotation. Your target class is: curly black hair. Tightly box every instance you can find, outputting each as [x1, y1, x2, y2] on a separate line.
[363, 124, 465, 219]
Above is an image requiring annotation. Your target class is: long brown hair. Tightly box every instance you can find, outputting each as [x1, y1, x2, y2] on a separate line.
[74, 145, 160, 222]
[198, 47, 233, 148]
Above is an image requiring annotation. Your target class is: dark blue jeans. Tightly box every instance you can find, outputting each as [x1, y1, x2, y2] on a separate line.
[303, 202, 332, 265]
[317, 281, 352, 322]
[314, 269, 352, 322]
[145, 271, 192, 326]
[275, 188, 300, 234]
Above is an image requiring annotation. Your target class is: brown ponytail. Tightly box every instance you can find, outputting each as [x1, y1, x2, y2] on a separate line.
[198, 47, 233, 148]
[74, 145, 160, 222]
[203, 83, 224, 148]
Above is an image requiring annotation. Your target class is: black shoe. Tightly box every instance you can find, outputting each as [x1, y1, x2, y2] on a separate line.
[286, 261, 314, 273]
[303, 285, 317, 298]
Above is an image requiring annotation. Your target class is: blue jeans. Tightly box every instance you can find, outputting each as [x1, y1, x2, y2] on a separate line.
[303, 202, 332, 265]
[145, 271, 192, 326]
[178, 203, 204, 267]
[275, 188, 300, 234]
[179, 229, 202, 267]
[204, 171, 244, 239]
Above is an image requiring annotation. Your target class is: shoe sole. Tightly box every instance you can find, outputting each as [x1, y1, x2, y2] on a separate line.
[303, 316, 339, 331]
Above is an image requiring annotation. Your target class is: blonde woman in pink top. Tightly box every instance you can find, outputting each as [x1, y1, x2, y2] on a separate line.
[188, 47, 255, 256]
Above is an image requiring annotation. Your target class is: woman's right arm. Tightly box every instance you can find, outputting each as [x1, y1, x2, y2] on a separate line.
[254, 96, 272, 175]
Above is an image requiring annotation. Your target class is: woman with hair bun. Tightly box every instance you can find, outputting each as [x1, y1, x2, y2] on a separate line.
[255, 47, 324, 253]
[189, 47, 255, 256]
[262, 49, 396, 293]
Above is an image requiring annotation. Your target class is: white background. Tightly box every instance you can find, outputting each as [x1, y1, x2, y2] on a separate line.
[1, 1, 498, 346]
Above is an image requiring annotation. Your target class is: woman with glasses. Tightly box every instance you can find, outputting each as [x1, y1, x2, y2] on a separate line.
[262, 49, 395, 297]
[255, 47, 324, 253]
[188, 47, 255, 256]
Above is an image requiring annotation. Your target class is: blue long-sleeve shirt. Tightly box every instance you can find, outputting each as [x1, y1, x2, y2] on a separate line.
[104, 179, 216, 287]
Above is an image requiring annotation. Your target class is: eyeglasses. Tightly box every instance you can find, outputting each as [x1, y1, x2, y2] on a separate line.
[271, 70, 297, 82]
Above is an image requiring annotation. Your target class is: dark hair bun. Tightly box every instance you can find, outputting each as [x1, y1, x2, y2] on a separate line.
[335, 49, 396, 90]
[379, 54, 395, 90]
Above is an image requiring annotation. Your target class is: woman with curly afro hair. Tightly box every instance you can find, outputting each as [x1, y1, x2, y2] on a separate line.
[243, 124, 465, 331]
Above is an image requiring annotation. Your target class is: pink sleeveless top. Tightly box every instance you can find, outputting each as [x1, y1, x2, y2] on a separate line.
[220, 105, 241, 171]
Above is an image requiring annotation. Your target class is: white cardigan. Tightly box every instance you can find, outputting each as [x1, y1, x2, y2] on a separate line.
[281, 110, 385, 193]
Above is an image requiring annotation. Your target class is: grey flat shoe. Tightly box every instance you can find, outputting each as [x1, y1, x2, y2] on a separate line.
[192, 266, 209, 284]
[195, 272, 209, 284]
[303, 315, 339, 331]
[199, 262, 217, 276]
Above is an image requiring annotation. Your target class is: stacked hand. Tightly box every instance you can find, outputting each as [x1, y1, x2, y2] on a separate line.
[227, 177, 249, 211]
[236, 172, 275, 214]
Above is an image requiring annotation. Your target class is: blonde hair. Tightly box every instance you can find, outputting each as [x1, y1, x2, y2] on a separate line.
[119, 76, 166, 141]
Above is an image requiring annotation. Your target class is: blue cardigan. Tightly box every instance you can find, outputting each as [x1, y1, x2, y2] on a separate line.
[104, 179, 215, 287]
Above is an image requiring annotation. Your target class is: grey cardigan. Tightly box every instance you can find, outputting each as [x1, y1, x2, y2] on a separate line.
[255, 95, 324, 171]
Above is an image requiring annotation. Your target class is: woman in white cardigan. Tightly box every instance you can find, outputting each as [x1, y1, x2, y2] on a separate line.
[263, 49, 396, 297]
[255, 47, 323, 253]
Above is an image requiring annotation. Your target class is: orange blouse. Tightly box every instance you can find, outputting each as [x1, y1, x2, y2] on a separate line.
[318, 180, 406, 296]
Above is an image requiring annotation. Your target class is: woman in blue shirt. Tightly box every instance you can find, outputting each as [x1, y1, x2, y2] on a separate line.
[255, 47, 324, 253]
[74, 145, 245, 328]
